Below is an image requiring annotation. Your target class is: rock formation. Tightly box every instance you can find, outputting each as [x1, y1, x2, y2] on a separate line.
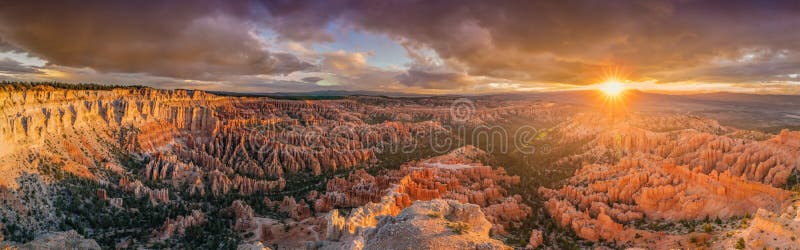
[0, 85, 568, 248]
[152, 210, 206, 241]
[236, 242, 273, 250]
[0, 230, 101, 250]
[317, 147, 530, 249]
[736, 200, 800, 249]
[10, 84, 800, 249]
[541, 113, 800, 247]
[119, 176, 171, 204]
[527, 230, 543, 249]
[319, 199, 512, 250]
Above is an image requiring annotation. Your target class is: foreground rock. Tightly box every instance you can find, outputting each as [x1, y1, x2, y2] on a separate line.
[729, 200, 800, 249]
[0, 230, 101, 249]
[318, 199, 511, 250]
[237, 242, 273, 250]
[226, 147, 534, 248]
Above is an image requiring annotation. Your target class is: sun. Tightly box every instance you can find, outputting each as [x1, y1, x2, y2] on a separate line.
[592, 66, 632, 116]
[598, 80, 626, 97]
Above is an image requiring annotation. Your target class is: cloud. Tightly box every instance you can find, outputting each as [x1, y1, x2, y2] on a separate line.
[259, 0, 800, 85]
[0, 1, 312, 80]
[0, 58, 41, 74]
[2, 0, 800, 93]
[319, 51, 369, 74]
[396, 69, 472, 89]
[300, 76, 324, 83]
[257, 0, 343, 42]
[0, 37, 21, 52]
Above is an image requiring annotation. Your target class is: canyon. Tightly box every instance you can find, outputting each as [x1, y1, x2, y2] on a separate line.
[541, 113, 800, 248]
[0, 83, 799, 249]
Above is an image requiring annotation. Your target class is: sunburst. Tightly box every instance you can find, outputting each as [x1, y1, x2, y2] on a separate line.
[592, 66, 632, 103]
[598, 79, 626, 98]
[591, 66, 635, 117]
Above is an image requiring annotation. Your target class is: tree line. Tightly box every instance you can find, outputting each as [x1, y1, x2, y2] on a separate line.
[1, 81, 147, 91]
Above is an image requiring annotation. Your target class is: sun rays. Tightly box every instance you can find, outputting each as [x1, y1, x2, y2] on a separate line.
[591, 67, 635, 117]
[598, 79, 626, 99]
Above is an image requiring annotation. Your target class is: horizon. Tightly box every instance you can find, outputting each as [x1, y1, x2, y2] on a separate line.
[8, 81, 800, 98]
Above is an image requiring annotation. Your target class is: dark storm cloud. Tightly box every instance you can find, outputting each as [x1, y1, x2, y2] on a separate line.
[257, 0, 344, 42]
[0, 58, 41, 74]
[0, 37, 21, 52]
[259, 0, 800, 85]
[1, 0, 799, 89]
[301, 76, 324, 83]
[396, 69, 472, 89]
[0, 1, 312, 80]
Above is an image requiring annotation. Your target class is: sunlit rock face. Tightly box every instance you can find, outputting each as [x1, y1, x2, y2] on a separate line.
[0, 87, 223, 187]
[0, 86, 449, 191]
[540, 113, 800, 248]
[316, 146, 529, 241]
[209, 146, 532, 249]
[736, 201, 800, 249]
[118, 145, 508, 248]
[0, 86, 461, 245]
[348, 199, 511, 250]
[557, 114, 799, 187]
[309, 146, 530, 250]
[544, 158, 789, 222]
[0, 84, 561, 248]
[4, 84, 800, 249]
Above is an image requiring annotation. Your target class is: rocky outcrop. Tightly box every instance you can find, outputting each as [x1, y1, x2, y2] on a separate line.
[96, 188, 107, 201]
[1, 87, 451, 193]
[226, 200, 257, 232]
[483, 196, 533, 235]
[737, 201, 800, 249]
[527, 230, 543, 249]
[108, 198, 123, 208]
[0, 230, 101, 250]
[542, 197, 634, 242]
[119, 176, 170, 204]
[320, 199, 511, 250]
[542, 112, 800, 247]
[0, 88, 223, 186]
[276, 196, 312, 220]
[317, 147, 530, 249]
[314, 169, 392, 213]
[541, 157, 793, 244]
[558, 114, 800, 187]
[324, 187, 410, 242]
[152, 210, 206, 241]
[226, 198, 327, 249]
[544, 157, 790, 221]
[237, 242, 273, 250]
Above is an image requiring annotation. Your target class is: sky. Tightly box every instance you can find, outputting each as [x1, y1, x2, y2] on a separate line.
[0, 0, 799, 94]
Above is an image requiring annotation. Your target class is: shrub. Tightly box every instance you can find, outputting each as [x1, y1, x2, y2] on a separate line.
[703, 223, 713, 233]
[427, 212, 443, 219]
[446, 221, 471, 235]
[735, 237, 746, 250]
